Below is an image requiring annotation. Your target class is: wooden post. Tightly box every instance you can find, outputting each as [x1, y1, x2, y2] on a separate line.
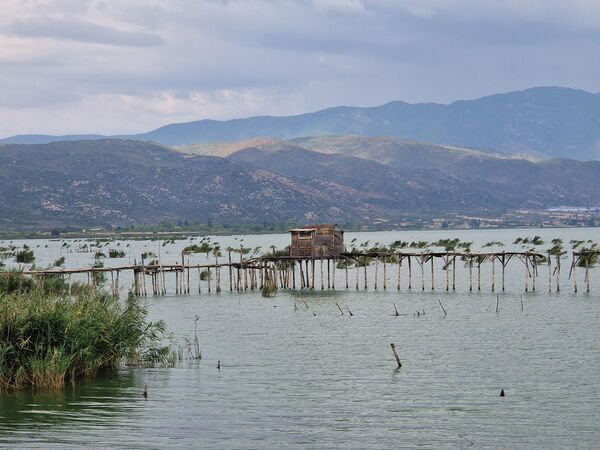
[452, 253, 456, 291]
[327, 258, 331, 289]
[408, 255, 412, 290]
[196, 268, 200, 294]
[573, 256, 577, 293]
[430, 255, 434, 290]
[445, 255, 449, 291]
[311, 258, 315, 290]
[332, 257, 336, 290]
[133, 268, 139, 296]
[228, 250, 233, 291]
[525, 256, 529, 292]
[532, 255, 537, 292]
[207, 264, 211, 293]
[187, 259, 190, 294]
[420, 254, 424, 291]
[585, 256, 590, 293]
[491, 257, 495, 292]
[374, 256, 379, 290]
[320, 258, 324, 290]
[477, 257, 481, 291]
[501, 253, 506, 292]
[469, 257, 473, 292]
[556, 254, 561, 292]
[345, 257, 349, 289]
[398, 254, 402, 290]
[390, 343, 402, 368]
[548, 252, 552, 293]
[364, 257, 368, 290]
[181, 254, 186, 293]
[383, 255, 387, 290]
[216, 254, 221, 293]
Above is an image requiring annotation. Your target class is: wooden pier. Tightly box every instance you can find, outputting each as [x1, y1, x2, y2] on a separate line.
[4, 249, 596, 296]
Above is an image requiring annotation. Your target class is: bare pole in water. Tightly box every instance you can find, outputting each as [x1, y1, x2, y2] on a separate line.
[383, 255, 387, 290]
[408, 255, 412, 290]
[390, 343, 402, 368]
[430, 255, 435, 291]
[374, 256, 378, 290]
[397, 254, 402, 290]
[452, 253, 456, 291]
[345, 256, 349, 289]
[477, 257, 481, 291]
[548, 252, 552, 293]
[491, 256, 495, 292]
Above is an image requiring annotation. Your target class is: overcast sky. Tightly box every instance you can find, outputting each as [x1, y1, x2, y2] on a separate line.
[1, 0, 600, 137]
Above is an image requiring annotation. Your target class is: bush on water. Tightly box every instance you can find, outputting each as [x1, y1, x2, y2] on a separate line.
[0, 272, 175, 391]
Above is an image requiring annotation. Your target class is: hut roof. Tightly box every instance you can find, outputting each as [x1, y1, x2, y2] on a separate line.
[289, 224, 342, 232]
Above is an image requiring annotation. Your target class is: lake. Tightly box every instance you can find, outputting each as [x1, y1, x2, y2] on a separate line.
[1, 228, 599, 449]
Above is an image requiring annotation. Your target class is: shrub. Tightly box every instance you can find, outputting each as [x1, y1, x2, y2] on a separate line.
[108, 249, 126, 258]
[15, 250, 35, 264]
[53, 257, 66, 267]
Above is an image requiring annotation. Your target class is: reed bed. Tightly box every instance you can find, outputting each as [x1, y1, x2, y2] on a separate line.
[0, 272, 175, 391]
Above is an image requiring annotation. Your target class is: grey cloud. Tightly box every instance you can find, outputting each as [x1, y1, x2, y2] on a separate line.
[2, 0, 600, 136]
[6, 18, 164, 47]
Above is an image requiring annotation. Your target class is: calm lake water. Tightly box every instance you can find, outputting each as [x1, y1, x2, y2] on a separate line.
[1, 228, 599, 449]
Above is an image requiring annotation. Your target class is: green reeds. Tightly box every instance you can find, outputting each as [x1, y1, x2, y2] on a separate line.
[0, 274, 175, 391]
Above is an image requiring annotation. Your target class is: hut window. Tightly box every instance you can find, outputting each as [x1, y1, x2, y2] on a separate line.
[298, 231, 312, 240]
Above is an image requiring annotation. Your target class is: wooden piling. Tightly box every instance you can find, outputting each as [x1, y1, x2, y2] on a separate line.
[390, 343, 402, 368]
[430, 256, 434, 291]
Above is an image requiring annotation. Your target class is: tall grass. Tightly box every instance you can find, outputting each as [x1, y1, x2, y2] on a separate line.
[0, 273, 175, 391]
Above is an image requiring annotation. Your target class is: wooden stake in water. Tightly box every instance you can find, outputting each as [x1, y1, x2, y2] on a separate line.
[390, 343, 402, 368]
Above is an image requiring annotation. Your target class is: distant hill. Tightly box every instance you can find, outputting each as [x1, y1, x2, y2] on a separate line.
[1, 138, 599, 230]
[3, 87, 600, 160]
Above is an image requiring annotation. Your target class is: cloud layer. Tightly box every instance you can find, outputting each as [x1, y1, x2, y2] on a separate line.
[1, 0, 600, 136]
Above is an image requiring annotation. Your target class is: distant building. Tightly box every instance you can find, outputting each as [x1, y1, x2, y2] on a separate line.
[289, 224, 345, 258]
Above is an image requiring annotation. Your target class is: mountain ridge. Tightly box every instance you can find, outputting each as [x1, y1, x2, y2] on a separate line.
[1, 137, 599, 230]
[3, 86, 600, 160]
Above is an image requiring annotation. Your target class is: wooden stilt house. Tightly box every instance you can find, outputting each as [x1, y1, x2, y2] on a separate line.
[289, 224, 345, 258]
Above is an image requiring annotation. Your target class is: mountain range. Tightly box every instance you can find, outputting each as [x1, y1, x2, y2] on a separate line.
[1, 136, 599, 230]
[2, 87, 600, 160]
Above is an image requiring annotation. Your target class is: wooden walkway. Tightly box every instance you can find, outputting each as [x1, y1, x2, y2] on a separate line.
[4, 249, 598, 295]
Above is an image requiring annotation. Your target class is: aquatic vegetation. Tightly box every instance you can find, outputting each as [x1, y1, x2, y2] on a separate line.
[514, 236, 543, 246]
[577, 243, 598, 267]
[53, 257, 66, 267]
[0, 283, 175, 391]
[108, 249, 126, 258]
[548, 239, 566, 257]
[482, 241, 505, 247]
[15, 249, 35, 263]
[261, 281, 277, 297]
[182, 243, 214, 254]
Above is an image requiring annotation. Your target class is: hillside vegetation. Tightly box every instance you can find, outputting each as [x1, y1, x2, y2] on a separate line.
[0, 137, 599, 230]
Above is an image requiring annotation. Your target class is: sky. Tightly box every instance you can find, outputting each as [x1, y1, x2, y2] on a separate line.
[1, 0, 600, 137]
